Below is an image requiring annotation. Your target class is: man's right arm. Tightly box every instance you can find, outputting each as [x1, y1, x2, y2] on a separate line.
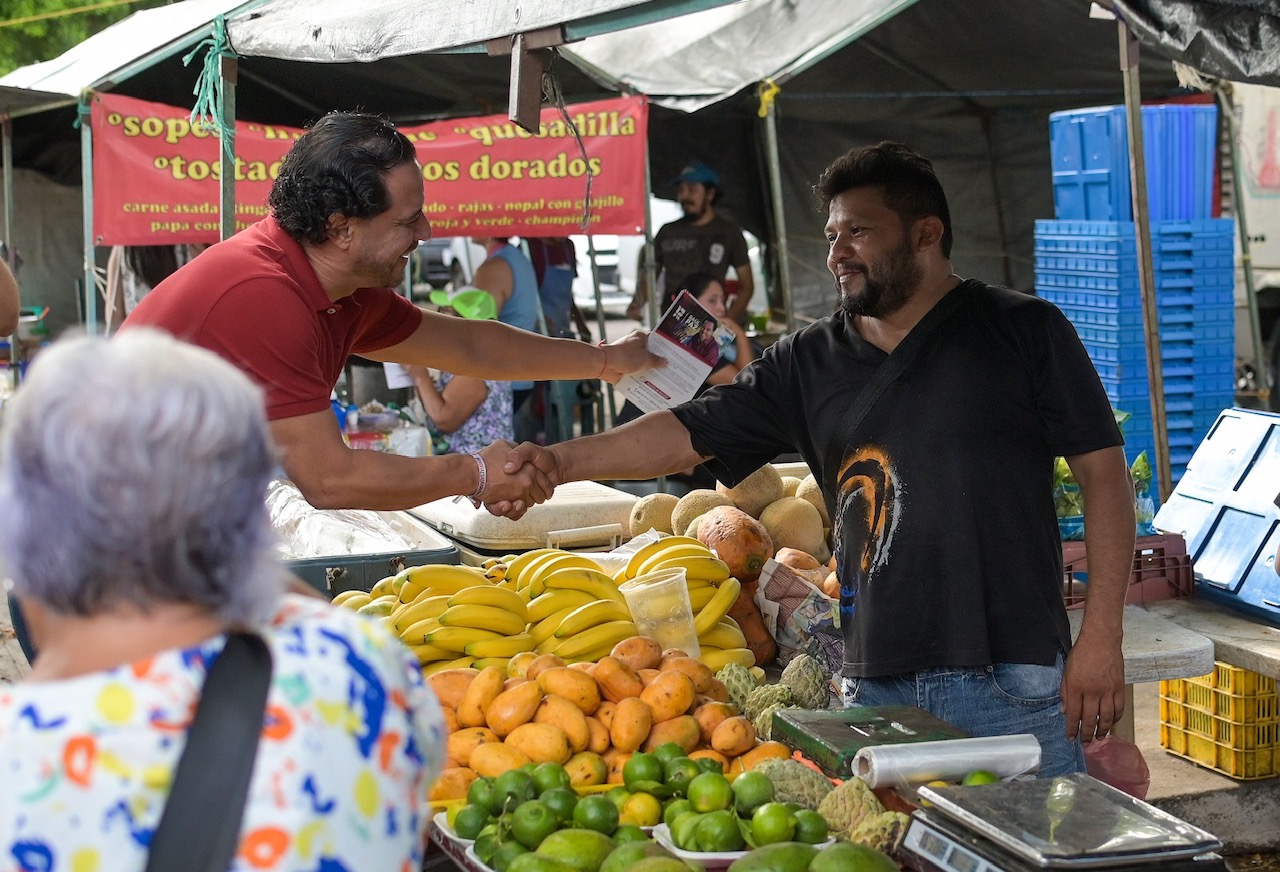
[271, 409, 550, 511]
[499, 411, 708, 498]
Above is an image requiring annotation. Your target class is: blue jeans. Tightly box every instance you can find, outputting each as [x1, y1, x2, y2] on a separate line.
[840, 653, 1086, 778]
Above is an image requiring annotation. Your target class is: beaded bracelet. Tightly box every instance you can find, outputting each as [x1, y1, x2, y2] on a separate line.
[468, 452, 487, 500]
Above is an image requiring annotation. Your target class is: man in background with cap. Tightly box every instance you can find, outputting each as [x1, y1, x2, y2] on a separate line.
[627, 161, 755, 326]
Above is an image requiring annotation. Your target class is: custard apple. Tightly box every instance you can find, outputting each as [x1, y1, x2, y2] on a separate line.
[779, 652, 831, 709]
[752, 701, 795, 741]
[752, 758, 835, 810]
[716, 663, 757, 712]
[743, 684, 795, 722]
[817, 775, 886, 840]
[850, 810, 911, 854]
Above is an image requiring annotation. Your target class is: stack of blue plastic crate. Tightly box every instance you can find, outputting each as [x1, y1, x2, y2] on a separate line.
[1037, 103, 1233, 484]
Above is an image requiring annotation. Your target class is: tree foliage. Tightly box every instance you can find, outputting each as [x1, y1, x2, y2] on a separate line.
[0, 0, 174, 77]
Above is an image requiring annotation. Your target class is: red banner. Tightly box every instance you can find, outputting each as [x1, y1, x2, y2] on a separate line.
[91, 92, 649, 246]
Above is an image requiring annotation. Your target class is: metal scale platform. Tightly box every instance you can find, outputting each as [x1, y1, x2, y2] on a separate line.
[902, 774, 1225, 872]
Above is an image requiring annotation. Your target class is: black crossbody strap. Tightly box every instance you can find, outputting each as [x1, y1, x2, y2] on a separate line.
[821, 285, 968, 494]
[146, 632, 273, 872]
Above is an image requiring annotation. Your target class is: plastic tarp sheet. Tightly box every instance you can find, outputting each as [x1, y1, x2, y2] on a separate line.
[1112, 0, 1280, 86]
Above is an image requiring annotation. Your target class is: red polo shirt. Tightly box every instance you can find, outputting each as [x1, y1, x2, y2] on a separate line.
[124, 217, 422, 420]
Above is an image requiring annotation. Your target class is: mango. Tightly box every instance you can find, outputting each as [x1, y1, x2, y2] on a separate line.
[535, 828, 615, 872]
[726, 842, 817, 872]
[806, 841, 896, 872]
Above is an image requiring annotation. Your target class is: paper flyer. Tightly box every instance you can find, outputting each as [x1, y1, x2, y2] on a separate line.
[616, 290, 718, 413]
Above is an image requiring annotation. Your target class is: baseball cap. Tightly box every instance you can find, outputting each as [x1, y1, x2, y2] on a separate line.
[428, 287, 497, 320]
[674, 161, 720, 187]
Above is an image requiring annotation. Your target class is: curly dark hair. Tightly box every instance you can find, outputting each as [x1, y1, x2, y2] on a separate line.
[268, 112, 418, 246]
[813, 141, 953, 258]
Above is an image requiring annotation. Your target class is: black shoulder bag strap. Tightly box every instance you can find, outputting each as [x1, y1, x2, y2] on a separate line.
[821, 285, 969, 493]
[146, 632, 273, 872]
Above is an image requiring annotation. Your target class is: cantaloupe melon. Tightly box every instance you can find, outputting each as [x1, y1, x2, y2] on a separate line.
[717, 466, 784, 518]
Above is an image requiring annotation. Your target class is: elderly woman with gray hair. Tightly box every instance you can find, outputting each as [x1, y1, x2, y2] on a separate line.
[0, 330, 445, 871]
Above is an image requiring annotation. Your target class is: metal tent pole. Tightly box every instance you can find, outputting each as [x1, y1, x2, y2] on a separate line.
[219, 55, 238, 240]
[761, 87, 796, 335]
[586, 234, 609, 434]
[80, 97, 98, 335]
[1119, 21, 1172, 500]
[641, 137, 665, 494]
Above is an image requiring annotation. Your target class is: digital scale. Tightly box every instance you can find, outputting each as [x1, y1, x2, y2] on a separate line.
[902, 774, 1225, 872]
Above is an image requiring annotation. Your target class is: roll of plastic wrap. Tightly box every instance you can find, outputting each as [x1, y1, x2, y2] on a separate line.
[853, 734, 1042, 788]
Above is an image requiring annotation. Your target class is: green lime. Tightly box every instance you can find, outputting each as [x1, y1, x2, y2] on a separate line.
[474, 828, 501, 865]
[532, 761, 572, 794]
[695, 809, 745, 852]
[663, 797, 693, 831]
[671, 810, 703, 851]
[540, 786, 578, 825]
[511, 799, 559, 850]
[613, 824, 649, 844]
[494, 769, 537, 812]
[623, 752, 664, 789]
[687, 771, 734, 813]
[962, 769, 1001, 786]
[793, 809, 829, 844]
[750, 802, 796, 846]
[663, 758, 701, 798]
[605, 786, 631, 812]
[573, 794, 620, 835]
[453, 803, 492, 841]
[651, 742, 687, 764]
[469, 776, 503, 817]
[731, 770, 775, 816]
[491, 838, 531, 872]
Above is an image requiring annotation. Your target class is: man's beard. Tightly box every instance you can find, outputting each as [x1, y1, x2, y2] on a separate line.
[837, 236, 922, 319]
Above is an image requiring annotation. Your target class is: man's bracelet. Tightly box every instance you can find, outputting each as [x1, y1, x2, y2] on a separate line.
[596, 340, 609, 379]
[468, 452, 487, 500]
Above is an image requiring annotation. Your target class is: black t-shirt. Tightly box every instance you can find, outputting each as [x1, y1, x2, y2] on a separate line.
[672, 280, 1122, 677]
[655, 214, 751, 304]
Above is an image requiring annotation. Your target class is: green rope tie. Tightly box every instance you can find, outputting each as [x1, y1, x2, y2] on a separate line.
[184, 14, 237, 164]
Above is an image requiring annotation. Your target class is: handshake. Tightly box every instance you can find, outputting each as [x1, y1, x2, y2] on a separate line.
[470, 440, 566, 520]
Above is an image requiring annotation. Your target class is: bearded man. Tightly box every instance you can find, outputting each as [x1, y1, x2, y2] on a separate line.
[501, 141, 1135, 776]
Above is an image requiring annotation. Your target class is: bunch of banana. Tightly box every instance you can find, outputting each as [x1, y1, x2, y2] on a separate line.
[479, 556, 511, 586]
[519, 553, 607, 600]
[331, 590, 372, 610]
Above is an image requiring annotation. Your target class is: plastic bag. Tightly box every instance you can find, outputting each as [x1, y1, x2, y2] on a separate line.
[757, 561, 842, 673]
[1131, 451, 1158, 537]
[1083, 735, 1151, 799]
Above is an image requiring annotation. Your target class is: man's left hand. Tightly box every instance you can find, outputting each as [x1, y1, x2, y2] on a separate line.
[1061, 635, 1125, 742]
[601, 331, 664, 383]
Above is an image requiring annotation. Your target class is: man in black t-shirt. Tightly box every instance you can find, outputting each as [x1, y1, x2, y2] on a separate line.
[627, 162, 754, 325]
[499, 142, 1134, 777]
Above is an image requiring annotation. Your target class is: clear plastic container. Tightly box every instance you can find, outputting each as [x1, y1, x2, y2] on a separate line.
[619, 567, 700, 657]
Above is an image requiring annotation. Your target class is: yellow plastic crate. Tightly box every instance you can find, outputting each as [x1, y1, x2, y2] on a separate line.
[1160, 662, 1279, 724]
[1160, 721, 1280, 780]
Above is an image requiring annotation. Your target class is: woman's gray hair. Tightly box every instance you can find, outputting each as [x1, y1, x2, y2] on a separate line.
[0, 329, 283, 625]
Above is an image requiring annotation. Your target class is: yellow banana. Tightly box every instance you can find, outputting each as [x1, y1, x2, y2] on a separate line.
[542, 567, 625, 603]
[527, 588, 594, 623]
[564, 645, 616, 664]
[398, 617, 442, 646]
[749, 666, 767, 685]
[426, 625, 503, 653]
[331, 590, 370, 609]
[465, 632, 536, 658]
[405, 642, 453, 664]
[438, 604, 527, 637]
[687, 584, 719, 613]
[526, 553, 604, 598]
[648, 554, 731, 583]
[504, 548, 561, 588]
[553, 600, 633, 639]
[636, 544, 717, 577]
[397, 579, 428, 604]
[402, 563, 488, 595]
[497, 577, 521, 593]
[368, 574, 402, 599]
[483, 564, 508, 583]
[694, 576, 741, 636]
[535, 633, 564, 654]
[392, 594, 452, 632]
[623, 536, 705, 579]
[448, 585, 528, 622]
[471, 657, 512, 672]
[422, 655, 476, 676]
[530, 605, 578, 646]
[697, 646, 756, 671]
[698, 619, 747, 650]
[554, 620, 638, 660]
[480, 557, 504, 569]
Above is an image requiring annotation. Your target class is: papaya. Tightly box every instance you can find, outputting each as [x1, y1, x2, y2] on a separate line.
[696, 505, 774, 584]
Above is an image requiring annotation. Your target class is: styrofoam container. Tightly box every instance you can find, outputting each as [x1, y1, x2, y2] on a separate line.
[408, 479, 637, 553]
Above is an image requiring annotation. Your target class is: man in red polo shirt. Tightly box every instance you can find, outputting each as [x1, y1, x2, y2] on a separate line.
[125, 112, 657, 515]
